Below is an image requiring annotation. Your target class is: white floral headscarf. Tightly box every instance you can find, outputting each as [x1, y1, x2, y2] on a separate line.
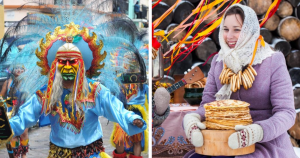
[215, 4, 275, 100]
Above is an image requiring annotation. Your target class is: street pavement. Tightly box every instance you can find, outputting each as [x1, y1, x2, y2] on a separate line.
[0, 117, 148, 158]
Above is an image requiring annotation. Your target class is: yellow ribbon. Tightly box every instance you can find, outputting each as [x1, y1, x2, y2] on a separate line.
[192, 0, 224, 13]
[154, 30, 169, 43]
[260, 0, 279, 26]
[99, 152, 111, 158]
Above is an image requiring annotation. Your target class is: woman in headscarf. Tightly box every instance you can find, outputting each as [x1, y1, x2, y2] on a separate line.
[183, 4, 297, 158]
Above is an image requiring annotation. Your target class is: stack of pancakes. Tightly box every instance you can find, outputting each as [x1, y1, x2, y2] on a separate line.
[204, 100, 253, 130]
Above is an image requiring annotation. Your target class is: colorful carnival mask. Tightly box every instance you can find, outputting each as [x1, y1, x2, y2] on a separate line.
[56, 43, 81, 81]
[35, 22, 107, 114]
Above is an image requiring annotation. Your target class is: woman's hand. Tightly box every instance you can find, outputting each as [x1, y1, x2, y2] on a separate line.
[228, 124, 263, 149]
[133, 119, 144, 128]
[183, 113, 206, 147]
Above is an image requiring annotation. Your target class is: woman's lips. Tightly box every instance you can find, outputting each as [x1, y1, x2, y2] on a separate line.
[227, 42, 236, 48]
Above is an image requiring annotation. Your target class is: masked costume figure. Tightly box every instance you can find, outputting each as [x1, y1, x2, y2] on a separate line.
[0, 7, 148, 157]
[6, 65, 29, 158]
[110, 51, 149, 158]
[0, 42, 31, 158]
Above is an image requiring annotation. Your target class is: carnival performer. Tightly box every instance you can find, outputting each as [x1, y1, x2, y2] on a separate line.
[110, 49, 148, 158]
[183, 4, 297, 158]
[0, 21, 147, 158]
[0, 42, 28, 158]
[1, 65, 28, 158]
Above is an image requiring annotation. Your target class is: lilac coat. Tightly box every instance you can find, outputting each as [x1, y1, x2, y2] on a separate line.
[193, 52, 297, 158]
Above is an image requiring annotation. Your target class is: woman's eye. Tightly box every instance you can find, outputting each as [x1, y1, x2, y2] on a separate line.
[234, 29, 241, 32]
[224, 29, 229, 32]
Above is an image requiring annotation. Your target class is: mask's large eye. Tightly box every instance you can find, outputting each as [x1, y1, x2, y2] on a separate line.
[58, 59, 67, 64]
[69, 59, 78, 65]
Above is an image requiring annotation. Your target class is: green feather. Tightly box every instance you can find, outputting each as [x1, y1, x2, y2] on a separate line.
[73, 35, 82, 43]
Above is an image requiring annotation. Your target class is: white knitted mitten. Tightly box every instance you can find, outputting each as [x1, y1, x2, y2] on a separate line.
[228, 124, 264, 149]
[183, 113, 206, 147]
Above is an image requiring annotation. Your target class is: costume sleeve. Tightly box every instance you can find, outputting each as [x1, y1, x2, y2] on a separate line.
[143, 84, 149, 111]
[9, 94, 42, 136]
[94, 84, 147, 136]
[193, 55, 219, 121]
[255, 52, 296, 142]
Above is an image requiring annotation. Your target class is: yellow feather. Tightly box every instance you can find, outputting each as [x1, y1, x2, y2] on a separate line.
[99, 151, 111, 158]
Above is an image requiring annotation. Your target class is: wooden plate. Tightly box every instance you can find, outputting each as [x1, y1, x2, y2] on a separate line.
[195, 130, 255, 156]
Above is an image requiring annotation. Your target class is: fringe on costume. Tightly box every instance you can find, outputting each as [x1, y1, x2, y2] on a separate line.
[112, 123, 143, 148]
[48, 139, 105, 158]
[110, 94, 149, 153]
[10, 137, 29, 157]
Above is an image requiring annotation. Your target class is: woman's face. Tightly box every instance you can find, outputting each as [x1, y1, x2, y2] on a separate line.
[13, 66, 25, 77]
[223, 14, 243, 49]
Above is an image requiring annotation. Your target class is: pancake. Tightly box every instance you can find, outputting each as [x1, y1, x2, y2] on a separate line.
[204, 100, 252, 130]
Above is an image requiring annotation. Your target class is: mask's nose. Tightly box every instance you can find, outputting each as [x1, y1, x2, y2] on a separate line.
[64, 61, 72, 69]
